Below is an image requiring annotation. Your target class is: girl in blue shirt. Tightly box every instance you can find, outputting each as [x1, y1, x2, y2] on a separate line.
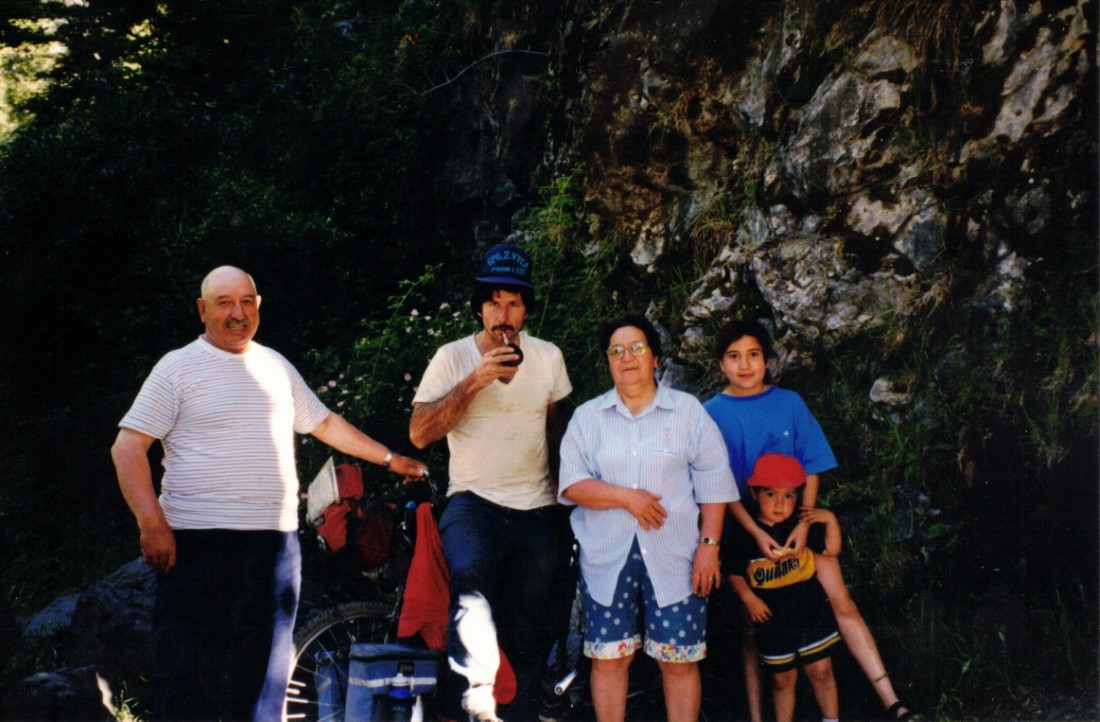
[704, 319, 912, 722]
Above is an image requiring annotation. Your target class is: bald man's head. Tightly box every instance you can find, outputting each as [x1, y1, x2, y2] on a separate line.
[196, 266, 261, 354]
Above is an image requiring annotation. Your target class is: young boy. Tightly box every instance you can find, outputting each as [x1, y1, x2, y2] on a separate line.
[725, 453, 842, 722]
[704, 319, 912, 721]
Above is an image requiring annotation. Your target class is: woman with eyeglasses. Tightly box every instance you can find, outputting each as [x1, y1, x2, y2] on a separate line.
[557, 314, 743, 722]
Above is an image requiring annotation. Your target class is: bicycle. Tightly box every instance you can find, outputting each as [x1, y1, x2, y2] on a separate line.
[286, 473, 429, 722]
[285, 470, 721, 722]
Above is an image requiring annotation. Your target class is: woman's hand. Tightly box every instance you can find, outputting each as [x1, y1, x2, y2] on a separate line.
[623, 489, 667, 530]
[692, 544, 721, 596]
[801, 506, 842, 556]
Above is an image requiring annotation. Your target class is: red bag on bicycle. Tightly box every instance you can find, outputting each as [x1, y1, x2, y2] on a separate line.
[348, 497, 397, 568]
[312, 462, 364, 554]
[310, 461, 396, 567]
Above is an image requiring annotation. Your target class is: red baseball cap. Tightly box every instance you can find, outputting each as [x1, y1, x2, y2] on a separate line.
[747, 453, 807, 489]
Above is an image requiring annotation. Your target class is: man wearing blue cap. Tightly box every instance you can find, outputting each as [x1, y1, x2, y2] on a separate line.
[410, 243, 573, 722]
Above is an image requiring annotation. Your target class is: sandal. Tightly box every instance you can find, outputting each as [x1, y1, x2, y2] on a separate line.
[885, 700, 913, 720]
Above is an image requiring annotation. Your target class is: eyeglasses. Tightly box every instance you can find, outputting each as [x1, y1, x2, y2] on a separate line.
[606, 341, 649, 359]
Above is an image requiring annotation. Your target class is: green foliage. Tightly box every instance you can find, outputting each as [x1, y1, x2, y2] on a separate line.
[1, 433, 137, 686]
[521, 167, 634, 404]
[0, 24, 57, 139]
[0, 0, 492, 415]
[859, 578, 1097, 721]
[0, 0, 497, 691]
[300, 263, 472, 491]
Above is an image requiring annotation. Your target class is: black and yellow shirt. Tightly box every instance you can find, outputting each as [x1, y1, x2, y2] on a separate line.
[724, 516, 829, 623]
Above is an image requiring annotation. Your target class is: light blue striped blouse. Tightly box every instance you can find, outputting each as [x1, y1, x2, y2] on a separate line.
[559, 383, 739, 607]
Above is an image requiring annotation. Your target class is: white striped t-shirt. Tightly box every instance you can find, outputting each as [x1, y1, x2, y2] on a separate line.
[119, 337, 331, 531]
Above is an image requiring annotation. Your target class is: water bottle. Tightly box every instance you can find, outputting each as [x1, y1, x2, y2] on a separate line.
[386, 672, 415, 722]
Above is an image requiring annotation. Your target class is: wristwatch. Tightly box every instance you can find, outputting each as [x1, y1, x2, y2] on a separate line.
[699, 536, 720, 547]
[382, 451, 394, 469]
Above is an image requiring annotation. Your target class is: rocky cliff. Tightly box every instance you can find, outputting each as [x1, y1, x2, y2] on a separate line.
[449, 0, 1095, 498]
[458, 0, 1093, 382]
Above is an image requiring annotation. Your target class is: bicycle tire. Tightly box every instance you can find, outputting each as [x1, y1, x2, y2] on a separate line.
[286, 601, 393, 722]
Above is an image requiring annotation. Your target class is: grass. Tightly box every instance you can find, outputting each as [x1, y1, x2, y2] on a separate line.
[858, 579, 1097, 720]
[97, 676, 148, 722]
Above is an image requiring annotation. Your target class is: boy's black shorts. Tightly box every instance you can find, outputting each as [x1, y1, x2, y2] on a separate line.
[756, 588, 842, 673]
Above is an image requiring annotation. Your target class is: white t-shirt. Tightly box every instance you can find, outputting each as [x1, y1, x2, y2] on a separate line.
[119, 337, 331, 531]
[412, 332, 572, 509]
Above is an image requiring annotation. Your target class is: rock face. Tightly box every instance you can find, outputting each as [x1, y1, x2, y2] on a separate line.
[3, 559, 155, 719]
[442, 0, 1092, 391]
[4, 558, 353, 718]
[539, 0, 1094, 385]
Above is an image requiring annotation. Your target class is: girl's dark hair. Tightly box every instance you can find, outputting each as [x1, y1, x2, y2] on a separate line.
[600, 314, 662, 359]
[713, 319, 775, 361]
[469, 282, 536, 320]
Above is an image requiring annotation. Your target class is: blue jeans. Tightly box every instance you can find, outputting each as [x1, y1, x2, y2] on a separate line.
[153, 529, 300, 721]
[438, 492, 568, 720]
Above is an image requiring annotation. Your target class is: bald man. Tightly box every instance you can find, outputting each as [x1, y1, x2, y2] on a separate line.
[112, 266, 426, 721]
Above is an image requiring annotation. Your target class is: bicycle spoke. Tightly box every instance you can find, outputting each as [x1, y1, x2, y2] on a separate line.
[286, 602, 392, 722]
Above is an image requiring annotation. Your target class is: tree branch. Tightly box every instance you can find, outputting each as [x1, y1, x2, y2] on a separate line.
[409, 49, 550, 97]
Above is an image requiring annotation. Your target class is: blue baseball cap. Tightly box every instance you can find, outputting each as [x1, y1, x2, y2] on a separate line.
[475, 243, 534, 289]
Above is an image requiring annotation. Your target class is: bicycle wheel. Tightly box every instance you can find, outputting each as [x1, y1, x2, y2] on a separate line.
[286, 601, 393, 722]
